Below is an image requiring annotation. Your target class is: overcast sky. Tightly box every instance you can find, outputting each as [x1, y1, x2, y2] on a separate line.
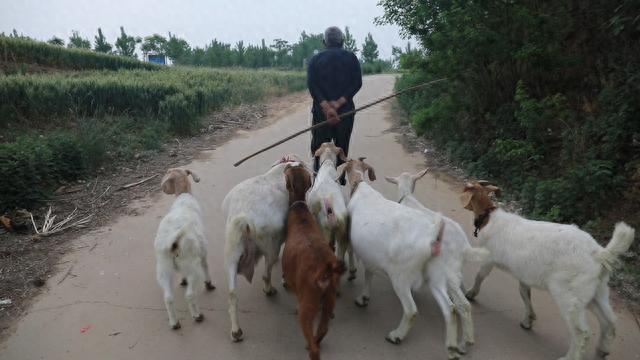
[0, 0, 411, 59]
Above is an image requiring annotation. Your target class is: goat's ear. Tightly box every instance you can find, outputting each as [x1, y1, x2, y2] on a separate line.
[161, 172, 176, 194]
[460, 191, 473, 210]
[313, 147, 323, 158]
[384, 176, 398, 185]
[485, 185, 501, 197]
[337, 148, 348, 162]
[365, 165, 376, 181]
[336, 162, 348, 182]
[186, 169, 200, 183]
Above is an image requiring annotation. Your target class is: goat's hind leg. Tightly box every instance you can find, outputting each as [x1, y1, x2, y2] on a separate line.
[262, 253, 278, 296]
[432, 279, 460, 359]
[465, 262, 493, 300]
[449, 281, 474, 351]
[385, 278, 418, 345]
[227, 262, 244, 342]
[355, 267, 373, 307]
[549, 284, 590, 360]
[184, 273, 204, 322]
[156, 261, 180, 329]
[315, 294, 336, 345]
[590, 280, 617, 357]
[201, 253, 216, 291]
[519, 282, 536, 330]
[299, 301, 321, 360]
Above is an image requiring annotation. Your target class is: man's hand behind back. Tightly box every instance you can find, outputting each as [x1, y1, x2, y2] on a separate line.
[321, 100, 341, 125]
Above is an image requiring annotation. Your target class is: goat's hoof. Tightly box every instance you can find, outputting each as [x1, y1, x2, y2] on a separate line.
[205, 281, 216, 291]
[464, 290, 477, 301]
[347, 269, 357, 281]
[355, 295, 369, 308]
[330, 312, 335, 319]
[385, 335, 402, 345]
[263, 287, 277, 297]
[596, 349, 610, 358]
[282, 281, 289, 289]
[231, 329, 244, 342]
[456, 343, 467, 355]
[447, 348, 461, 360]
[180, 278, 187, 287]
[519, 321, 533, 330]
[171, 322, 182, 330]
[194, 314, 204, 322]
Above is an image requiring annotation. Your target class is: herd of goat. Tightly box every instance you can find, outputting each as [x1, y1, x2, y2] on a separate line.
[153, 141, 635, 360]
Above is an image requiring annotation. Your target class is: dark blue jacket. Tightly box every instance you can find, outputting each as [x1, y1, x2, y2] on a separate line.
[307, 47, 362, 117]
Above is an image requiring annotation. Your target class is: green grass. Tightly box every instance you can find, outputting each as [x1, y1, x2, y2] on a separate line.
[0, 66, 307, 210]
[0, 36, 158, 71]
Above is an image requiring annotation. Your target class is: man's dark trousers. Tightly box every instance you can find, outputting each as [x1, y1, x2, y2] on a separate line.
[311, 112, 354, 173]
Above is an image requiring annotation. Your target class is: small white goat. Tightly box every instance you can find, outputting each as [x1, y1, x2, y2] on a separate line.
[339, 158, 460, 360]
[307, 141, 356, 282]
[385, 169, 489, 351]
[154, 168, 215, 330]
[222, 154, 306, 342]
[461, 180, 635, 360]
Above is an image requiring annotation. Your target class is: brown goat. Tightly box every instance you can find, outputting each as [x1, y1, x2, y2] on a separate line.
[282, 164, 345, 360]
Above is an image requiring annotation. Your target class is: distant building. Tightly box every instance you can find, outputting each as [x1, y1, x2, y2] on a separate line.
[144, 52, 172, 66]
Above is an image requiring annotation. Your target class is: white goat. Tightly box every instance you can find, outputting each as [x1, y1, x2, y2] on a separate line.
[461, 180, 635, 360]
[385, 169, 489, 351]
[222, 154, 306, 342]
[154, 168, 215, 330]
[338, 158, 461, 360]
[307, 141, 356, 282]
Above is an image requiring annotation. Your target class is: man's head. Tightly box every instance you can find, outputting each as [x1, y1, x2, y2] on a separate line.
[323, 26, 344, 48]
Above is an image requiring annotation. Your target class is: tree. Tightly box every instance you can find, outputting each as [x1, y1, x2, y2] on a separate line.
[361, 33, 379, 63]
[271, 38, 290, 67]
[47, 36, 65, 46]
[115, 27, 140, 58]
[93, 28, 112, 53]
[165, 32, 190, 62]
[67, 30, 91, 49]
[141, 34, 168, 55]
[344, 27, 358, 55]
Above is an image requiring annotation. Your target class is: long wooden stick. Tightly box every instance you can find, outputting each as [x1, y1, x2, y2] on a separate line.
[233, 78, 447, 167]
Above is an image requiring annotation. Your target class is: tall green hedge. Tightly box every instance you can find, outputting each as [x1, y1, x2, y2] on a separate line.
[0, 36, 158, 71]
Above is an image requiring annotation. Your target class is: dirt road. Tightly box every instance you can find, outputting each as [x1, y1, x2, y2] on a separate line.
[1, 75, 638, 360]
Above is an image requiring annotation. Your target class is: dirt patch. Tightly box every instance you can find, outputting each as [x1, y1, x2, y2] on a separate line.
[0, 90, 309, 337]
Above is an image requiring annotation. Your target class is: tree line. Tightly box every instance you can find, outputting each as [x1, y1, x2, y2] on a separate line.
[5, 27, 392, 69]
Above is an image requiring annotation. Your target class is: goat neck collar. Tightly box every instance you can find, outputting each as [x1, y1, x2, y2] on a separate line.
[473, 206, 496, 237]
[350, 179, 363, 196]
[289, 200, 307, 209]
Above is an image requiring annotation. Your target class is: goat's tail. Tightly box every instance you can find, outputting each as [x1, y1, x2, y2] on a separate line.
[225, 213, 255, 258]
[224, 213, 257, 282]
[463, 246, 491, 263]
[596, 222, 635, 272]
[431, 213, 445, 257]
[323, 198, 338, 230]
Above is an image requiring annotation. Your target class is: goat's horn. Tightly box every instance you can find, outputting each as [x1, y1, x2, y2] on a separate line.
[358, 157, 367, 162]
[477, 180, 496, 186]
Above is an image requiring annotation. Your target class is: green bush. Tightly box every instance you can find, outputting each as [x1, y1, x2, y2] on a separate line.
[385, 0, 640, 228]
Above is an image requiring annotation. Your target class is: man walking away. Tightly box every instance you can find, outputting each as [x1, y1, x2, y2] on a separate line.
[307, 26, 362, 172]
